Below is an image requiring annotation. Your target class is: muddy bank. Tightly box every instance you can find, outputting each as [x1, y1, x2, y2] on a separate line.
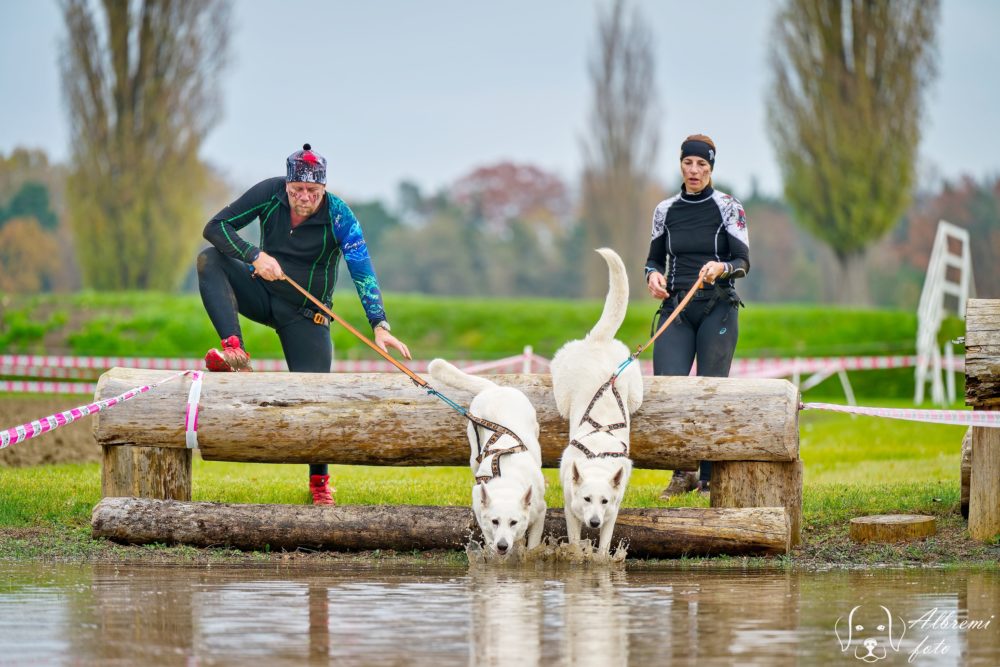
[0, 396, 100, 467]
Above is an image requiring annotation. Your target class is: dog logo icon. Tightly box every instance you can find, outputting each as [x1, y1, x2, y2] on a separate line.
[835, 605, 906, 662]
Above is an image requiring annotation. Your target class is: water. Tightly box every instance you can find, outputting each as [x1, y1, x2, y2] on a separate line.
[0, 563, 997, 666]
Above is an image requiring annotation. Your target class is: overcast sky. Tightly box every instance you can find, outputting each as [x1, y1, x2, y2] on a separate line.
[2, 0, 998, 204]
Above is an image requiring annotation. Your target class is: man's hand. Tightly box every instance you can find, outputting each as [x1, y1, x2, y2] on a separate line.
[374, 327, 411, 360]
[252, 251, 285, 281]
[647, 271, 669, 300]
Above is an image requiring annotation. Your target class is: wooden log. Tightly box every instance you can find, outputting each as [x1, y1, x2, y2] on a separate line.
[965, 299, 1000, 408]
[968, 419, 1000, 541]
[961, 427, 972, 519]
[93, 368, 799, 470]
[101, 444, 191, 500]
[710, 460, 803, 547]
[848, 514, 936, 543]
[91, 497, 791, 558]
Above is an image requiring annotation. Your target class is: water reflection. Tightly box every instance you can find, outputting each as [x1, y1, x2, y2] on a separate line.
[0, 563, 996, 666]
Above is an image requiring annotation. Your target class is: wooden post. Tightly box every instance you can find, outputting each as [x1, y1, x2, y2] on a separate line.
[960, 427, 972, 519]
[101, 444, 192, 500]
[710, 460, 803, 547]
[964, 299, 1000, 542]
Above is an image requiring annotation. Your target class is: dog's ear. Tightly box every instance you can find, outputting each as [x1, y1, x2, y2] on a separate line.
[572, 462, 582, 486]
[479, 483, 490, 507]
[611, 466, 625, 489]
[882, 606, 906, 650]
[835, 606, 860, 651]
[522, 486, 533, 508]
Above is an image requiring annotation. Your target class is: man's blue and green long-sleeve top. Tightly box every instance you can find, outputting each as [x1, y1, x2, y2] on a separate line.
[203, 176, 388, 328]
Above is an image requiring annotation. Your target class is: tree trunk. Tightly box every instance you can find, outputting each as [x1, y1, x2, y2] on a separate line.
[710, 460, 803, 546]
[91, 498, 791, 558]
[848, 514, 936, 543]
[833, 249, 871, 306]
[93, 369, 800, 470]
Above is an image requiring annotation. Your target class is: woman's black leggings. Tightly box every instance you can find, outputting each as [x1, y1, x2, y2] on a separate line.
[197, 248, 333, 477]
[652, 292, 740, 483]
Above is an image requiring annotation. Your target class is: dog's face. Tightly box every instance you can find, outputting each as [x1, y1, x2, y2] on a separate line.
[568, 462, 625, 530]
[835, 605, 906, 662]
[474, 483, 534, 556]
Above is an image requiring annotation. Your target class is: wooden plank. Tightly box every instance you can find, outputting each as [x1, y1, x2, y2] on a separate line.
[93, 369, 799, 469]
[91, 498, 791, 558]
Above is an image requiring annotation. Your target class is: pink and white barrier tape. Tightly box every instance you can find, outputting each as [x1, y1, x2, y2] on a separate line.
[802, 402, 1000, 428]
[1, 370, 198, 449]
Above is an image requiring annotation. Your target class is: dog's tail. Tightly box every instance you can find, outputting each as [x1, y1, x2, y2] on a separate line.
[428, 358, 499, 395]
[587, 247, 630, 342]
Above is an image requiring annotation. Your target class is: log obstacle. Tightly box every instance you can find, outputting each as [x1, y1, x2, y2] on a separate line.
[92, 497, 791, 558]
[964, 299, 1000, 542]
[960, 427, 972, 519]
[92, 369, 802, 554]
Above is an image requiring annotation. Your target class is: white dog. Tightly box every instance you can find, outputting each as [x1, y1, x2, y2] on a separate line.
[428, 358, 546, 556]
[551, 248, 643, 553]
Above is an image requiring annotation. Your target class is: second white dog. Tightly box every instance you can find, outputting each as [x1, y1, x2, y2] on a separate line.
[551, 248, 643, 553]
[428, 358, 547, 556]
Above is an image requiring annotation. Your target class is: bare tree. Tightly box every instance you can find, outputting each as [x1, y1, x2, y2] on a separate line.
[580, 0, 660, 298]
[61, 0, 230, 289]
[768, 0, 938, 304]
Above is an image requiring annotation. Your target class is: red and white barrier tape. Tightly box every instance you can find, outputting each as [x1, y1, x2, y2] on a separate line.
[1, 370, 198, 449]
[802, 402, 1000, 428]
[184, 371, 203, 449]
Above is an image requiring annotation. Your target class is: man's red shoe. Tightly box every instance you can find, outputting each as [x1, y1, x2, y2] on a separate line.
[204, 336, 253, 372]
[309, 474, 336, 505]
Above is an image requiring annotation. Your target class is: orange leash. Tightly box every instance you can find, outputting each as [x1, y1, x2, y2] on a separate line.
[612, 277, 704, 381]
[282, 275, 428, 388]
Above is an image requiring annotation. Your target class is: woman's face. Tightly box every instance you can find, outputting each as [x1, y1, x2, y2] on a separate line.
[681, 156, 712, 194]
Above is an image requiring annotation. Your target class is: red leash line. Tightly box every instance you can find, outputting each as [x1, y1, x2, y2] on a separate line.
[282, 275, 429, 387]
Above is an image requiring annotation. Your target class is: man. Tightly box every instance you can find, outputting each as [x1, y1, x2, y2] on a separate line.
[197, 143, 410, 505]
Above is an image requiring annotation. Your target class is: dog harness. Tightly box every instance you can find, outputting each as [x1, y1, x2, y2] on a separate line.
[568, 378, 630, 460]
[468, 413, 529, 485]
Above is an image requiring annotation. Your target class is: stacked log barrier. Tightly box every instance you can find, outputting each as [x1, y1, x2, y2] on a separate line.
[92, 369, 802, 554]
[92, 498, 791, 558]
[965, 299, 1000, 541]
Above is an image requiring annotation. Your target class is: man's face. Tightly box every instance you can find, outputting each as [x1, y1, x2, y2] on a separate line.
[286, 181, 326, 217]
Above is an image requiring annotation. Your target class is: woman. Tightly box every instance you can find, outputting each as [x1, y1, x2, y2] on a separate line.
[644, 134, 749, 497]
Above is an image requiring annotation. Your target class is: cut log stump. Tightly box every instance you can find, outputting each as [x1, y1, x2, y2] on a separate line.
[91, 497, 791, 558]
[848, 514, 937, 543]
[710, 460, 803, 547]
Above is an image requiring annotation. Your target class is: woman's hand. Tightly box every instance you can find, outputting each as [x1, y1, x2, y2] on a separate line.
[647, 271, 669, 300]
[698, 261, 728, 285]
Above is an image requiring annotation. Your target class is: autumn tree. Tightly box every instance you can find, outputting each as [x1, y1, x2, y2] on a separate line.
[60, 0, 230, 290]
[0, 218, 61, 293]
[579, 0, 660, 298]
[768, 0, 938, 304]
